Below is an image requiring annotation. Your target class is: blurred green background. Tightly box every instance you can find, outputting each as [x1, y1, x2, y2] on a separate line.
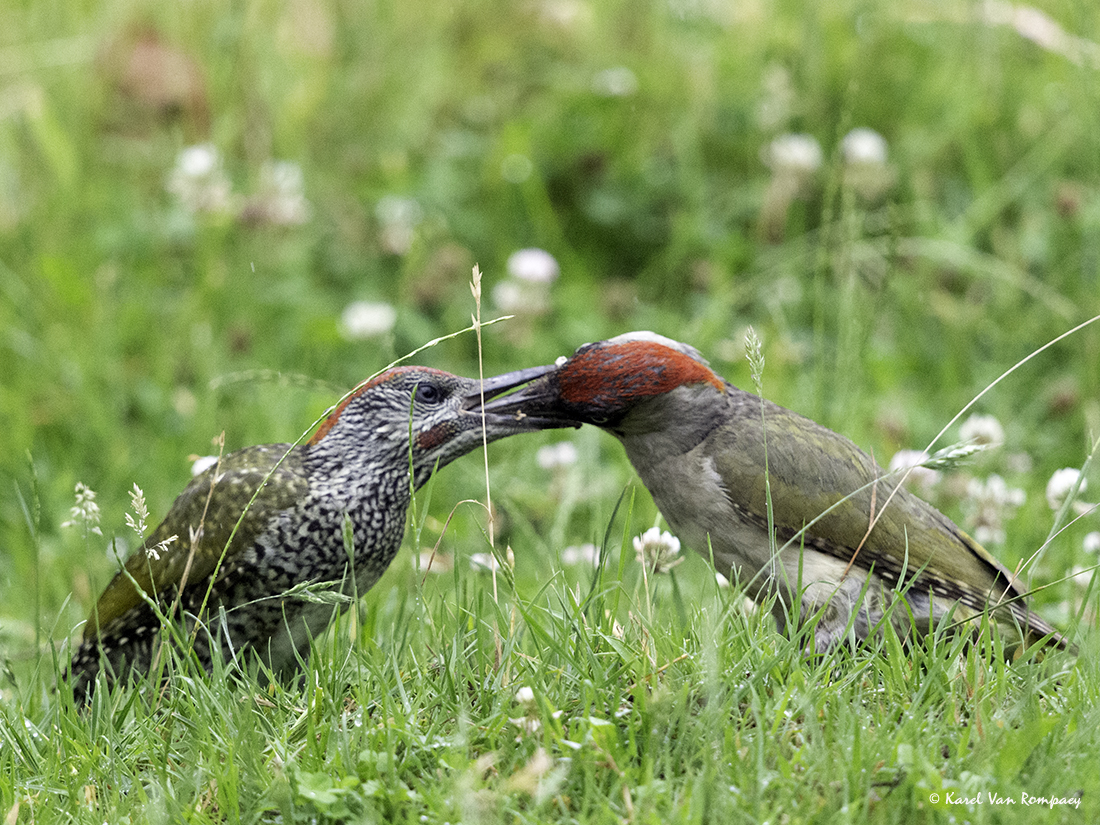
[2, 0, 1099, 667]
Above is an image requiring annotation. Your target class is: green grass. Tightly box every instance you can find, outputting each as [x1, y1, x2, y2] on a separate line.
[3, 0, 1100, 821]
[3, 532, 1098, 823]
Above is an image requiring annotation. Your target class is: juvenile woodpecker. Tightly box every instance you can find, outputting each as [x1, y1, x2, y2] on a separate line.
[70, 364, 554, 700]
[486, 333, 1071, 653]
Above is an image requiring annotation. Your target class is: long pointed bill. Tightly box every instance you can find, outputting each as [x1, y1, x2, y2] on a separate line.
[463, 364, 578, 430]
[474, 369, 584, 430]
[464, 364, 558, 403]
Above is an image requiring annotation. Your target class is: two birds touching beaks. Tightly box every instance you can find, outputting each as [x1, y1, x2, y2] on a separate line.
[69, 332, 1075, 701]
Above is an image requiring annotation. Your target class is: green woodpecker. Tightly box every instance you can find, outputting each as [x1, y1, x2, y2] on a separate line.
[69, 364, 555, 700]
[486, 333, 1071, 653]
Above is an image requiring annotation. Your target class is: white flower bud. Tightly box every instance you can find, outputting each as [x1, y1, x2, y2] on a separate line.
[1047, 468, 1087, 511]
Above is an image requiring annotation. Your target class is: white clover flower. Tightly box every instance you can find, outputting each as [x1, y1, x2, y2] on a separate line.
[887, 449, 927, 469]
[888, 449, 942, 492]
[592, 66, 638, 97]
[413, 551, 453, 573]
[339, 300, 397, 340]
[507, 248, 560, 284]
[561, 543, 600, 566]
[840, 128, 888, 167]
[375, 195, 422, 255]
[251, 160, 310, 226]
[839, 128, 894, 200]
[491, 262, 553, 315]
[977, 474, 1026, 507]
[514, 686, 536, 707]
[536, 441, 578, 470]
[959, 413, 1005, 447]
[964, 474, 1026, 546]
[167, 143, 234, 214]
[763, 133, 823, 177]
[469, 552, 501, 572]
[633, 526, 682, 573]
[61, 483, 103, 537]
[1083, 532, 1100, 555]
[491, 280, 526, 313]
[178, 143, 219, 177]
[1046, 468, 1087, 511]
[508, 715, 543, 735]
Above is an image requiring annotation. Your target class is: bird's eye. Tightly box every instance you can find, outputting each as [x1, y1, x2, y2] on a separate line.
[415, 383, 443, 405]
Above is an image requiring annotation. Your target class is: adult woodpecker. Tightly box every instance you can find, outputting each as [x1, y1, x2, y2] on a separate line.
[485, 333, 1072, 653]
[69, 364, 554, 700]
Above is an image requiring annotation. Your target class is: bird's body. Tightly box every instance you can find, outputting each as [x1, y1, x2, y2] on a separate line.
[487, 333, 1070, 652]
[70, 364, 553, 699]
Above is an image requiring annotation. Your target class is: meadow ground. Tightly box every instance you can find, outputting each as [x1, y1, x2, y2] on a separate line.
[1, 0, 1099, 821]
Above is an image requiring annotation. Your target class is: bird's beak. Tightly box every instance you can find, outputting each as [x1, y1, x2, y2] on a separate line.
[463, 364, 577, 430]
[473, 367, 582, 430]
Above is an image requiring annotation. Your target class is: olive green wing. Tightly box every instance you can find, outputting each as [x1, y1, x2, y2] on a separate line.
[715, 394, 1062, 640]
[85, 444, 309, 639]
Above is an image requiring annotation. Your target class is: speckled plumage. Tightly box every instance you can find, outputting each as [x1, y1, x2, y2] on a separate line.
[70, 365, 553, 700]
[486, 333, 1072, 654]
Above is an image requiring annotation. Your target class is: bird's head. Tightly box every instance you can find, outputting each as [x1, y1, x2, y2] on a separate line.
[483, 332, 727, 439]
[307, 364, 559, 483]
